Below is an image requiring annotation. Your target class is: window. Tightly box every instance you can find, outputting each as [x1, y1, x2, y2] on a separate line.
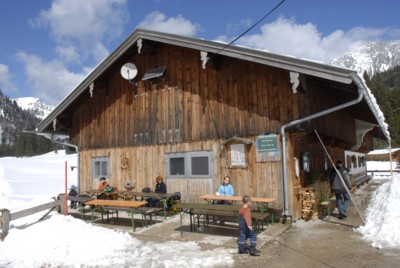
[191, 156, 209, 175]
[166, 151, 213, 179]
[170, 156, 185, 176]
[92, 157, 110, 179]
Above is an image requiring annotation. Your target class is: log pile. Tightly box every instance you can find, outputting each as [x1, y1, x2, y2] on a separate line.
[301, 187, 320, 220]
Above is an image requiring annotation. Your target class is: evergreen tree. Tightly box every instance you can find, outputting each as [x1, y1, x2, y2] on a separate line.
[367, 67, 400, 148]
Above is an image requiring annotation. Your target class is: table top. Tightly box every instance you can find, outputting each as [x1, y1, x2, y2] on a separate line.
[175, 202, 243, 211]
[199, 194, 275, 203]
[122, 191, 175, 199]
[85, 199, 148, 208]
[84, 189, 126, 196]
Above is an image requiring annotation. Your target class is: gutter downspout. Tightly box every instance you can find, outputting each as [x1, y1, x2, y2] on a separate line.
[51, 141, 80, 192]
[280, 74, 363, 216]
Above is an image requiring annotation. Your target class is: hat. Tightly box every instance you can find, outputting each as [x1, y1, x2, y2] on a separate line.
[70, 185, 76, 190]
[99, 177, 106, 181]
[336, 160, 342, 165]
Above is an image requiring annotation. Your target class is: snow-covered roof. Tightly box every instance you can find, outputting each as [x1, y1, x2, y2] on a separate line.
[368, 148, 400, 155]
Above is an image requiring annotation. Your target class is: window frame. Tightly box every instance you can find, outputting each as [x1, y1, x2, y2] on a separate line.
[165, 151, 213, 179]
[92, 156, 110, 179]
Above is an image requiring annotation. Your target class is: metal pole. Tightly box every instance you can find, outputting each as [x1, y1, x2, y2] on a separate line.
[389, 143, 393, 177]
[65, 161, 68, 215]
[313, 130, 365, 223]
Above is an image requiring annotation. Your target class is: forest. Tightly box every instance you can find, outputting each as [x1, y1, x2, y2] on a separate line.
[365, 65, 400, 148]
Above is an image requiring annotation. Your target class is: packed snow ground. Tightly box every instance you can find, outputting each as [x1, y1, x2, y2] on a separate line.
[0, 151, 399, 267]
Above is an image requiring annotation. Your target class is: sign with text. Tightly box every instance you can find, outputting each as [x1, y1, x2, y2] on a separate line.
[257, 134, 278, 152]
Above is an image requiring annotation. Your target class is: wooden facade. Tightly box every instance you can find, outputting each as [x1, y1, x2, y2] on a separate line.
[367, 148, 400, 161]
[37, 29, 389, 219]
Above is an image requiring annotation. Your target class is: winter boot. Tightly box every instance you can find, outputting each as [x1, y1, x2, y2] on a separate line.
[238, 244, 249, 254]
[249, 247, 261, 256]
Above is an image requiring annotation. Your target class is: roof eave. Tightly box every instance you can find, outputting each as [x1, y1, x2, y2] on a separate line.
[36, 29, 369, 132]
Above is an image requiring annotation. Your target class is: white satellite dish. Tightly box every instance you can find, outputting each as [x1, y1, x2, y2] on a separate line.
[120, 63, 138, 81]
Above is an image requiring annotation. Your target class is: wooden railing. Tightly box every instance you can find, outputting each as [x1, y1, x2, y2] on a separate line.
[367, 169, 400, 175]
[0, 194, 67, 240]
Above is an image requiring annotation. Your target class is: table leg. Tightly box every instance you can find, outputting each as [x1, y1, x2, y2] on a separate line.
[130, 208, 135, 232]
[90, 206, 95, 223]
[79, 204, 84, 219]
[161, 199, 167, 220]
[180, 210, 183, 238]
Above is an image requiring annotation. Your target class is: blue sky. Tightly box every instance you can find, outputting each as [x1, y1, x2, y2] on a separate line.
[1, 0, 400, 106]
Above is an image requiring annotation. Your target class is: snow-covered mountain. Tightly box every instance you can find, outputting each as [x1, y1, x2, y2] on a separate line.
[330, 40, 400, 77]
[13, 97, 54, 119]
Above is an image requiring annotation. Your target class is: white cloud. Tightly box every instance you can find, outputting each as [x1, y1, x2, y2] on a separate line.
[55, 45, 81, 64]
[138, 11, 200, 36]
[15, 52, 87, 106]
[13, 0, 130, 105]
[30, 0, 129, 63]
[221, 16, 399, 63]
[0, 64, 18, 94]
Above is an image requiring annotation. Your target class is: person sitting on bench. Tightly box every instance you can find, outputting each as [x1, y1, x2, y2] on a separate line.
[148, 176, 167, 207]
[216, 176, 234, 205]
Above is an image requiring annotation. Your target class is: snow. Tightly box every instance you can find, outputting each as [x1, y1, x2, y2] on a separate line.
[0, 151, 234, 267]
[1, 151, 399, 267]
[13, 97, 54, 119]
[357, 174, 400, 249]
[367, 147, 400, 155]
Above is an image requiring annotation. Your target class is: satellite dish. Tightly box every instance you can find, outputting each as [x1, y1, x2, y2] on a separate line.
[120, 63, 138, 81]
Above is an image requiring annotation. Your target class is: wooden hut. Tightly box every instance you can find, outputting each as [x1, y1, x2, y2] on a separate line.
[367, 148, 400, 161]
[36, 29, 390, 220]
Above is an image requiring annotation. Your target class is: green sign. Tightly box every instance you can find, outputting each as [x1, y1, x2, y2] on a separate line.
[257, 134, 278, 152]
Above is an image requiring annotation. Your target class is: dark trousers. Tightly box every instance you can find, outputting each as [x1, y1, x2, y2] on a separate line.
[238, 227, 257, 252]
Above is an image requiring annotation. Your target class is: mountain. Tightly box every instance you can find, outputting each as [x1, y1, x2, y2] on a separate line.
[13, 97, 54, 120]
[0, 91, 57, 156]
[330, 40, 400, 77]
[0, 93, 40, 145]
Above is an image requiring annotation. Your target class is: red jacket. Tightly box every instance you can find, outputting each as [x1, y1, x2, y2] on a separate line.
[239, 205, 252, 228]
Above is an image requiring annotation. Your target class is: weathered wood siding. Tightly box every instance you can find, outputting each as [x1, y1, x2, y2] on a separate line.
[78, 139, 283, 208]
[70, 42, 367, 217]
[70, 43, 311, 149]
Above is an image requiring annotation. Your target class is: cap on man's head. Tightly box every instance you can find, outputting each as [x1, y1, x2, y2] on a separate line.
[336, 160, 342, 165]
[99, 177, 106, 181]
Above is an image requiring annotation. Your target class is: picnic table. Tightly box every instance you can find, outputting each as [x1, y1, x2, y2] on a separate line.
[174, 203, 270, 237]
[85, 199, 148, 232]
[84, 189, 126, 199]
[121, 191, 177, 219]
[67, 195, 94, 219]
[199, 194, 277, 220]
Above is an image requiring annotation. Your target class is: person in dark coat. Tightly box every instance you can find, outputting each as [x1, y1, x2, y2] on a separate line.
[330, 160, 352, 220]
[149, 175, 167, 207]
[68, 185, 79, 209]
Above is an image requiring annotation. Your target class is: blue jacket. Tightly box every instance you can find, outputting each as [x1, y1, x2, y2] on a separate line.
[217, 183, 234, 196]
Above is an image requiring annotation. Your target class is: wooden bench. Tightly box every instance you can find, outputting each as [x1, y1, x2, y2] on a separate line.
[67, 196, 94, 219]
[85, 200, 148, 232]
[192, 209, 237, 228]
[102, 206, 163, 226]
[251, 212, 270, 232]
[174, 203, 271, 236]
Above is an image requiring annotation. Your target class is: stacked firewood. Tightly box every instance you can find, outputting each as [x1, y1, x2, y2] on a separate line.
[301, 187, 320, 220]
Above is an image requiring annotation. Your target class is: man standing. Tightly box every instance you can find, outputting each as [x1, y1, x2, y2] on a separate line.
[330, 160, 352, 220]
